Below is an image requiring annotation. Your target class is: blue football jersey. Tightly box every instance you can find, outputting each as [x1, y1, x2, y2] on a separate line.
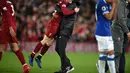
[95, 0, 112, 36]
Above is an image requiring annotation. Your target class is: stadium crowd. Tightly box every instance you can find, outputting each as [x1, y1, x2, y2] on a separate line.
[1, 0, 96, 42]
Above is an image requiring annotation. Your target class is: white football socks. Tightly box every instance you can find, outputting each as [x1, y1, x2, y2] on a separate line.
[107, 54, 116, 73]
[98, 60, 105, 73]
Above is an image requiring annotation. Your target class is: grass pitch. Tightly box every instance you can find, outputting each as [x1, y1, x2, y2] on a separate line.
[0, 52, 130, 73]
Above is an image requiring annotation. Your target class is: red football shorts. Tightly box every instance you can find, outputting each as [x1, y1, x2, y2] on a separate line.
[0, 26, 18, 44]
[45, 16, 62, 38]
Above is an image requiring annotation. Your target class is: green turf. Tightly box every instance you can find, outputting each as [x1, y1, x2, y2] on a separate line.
[0, 52, 130, 73]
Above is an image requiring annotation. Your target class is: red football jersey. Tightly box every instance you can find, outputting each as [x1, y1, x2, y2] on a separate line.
[1, 1, 16, 31]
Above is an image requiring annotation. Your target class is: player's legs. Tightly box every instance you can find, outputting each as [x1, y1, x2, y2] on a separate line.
[30, 41, 43, 59]
[29, 41, 43, 66]
[96, 35, 107, 73]
[38, 35, 54, 57]
[37, 44, 49, 58]
[29, 39, 45, 66]
[9, 43, 30, 73]
[0, 44, 4, 60]
[97, 53, 106, 73]
[35, 36, 54, 68]
[96, 36, 116, 73]
[37, 38, 54, 58]
[107, 50, 116, 73]
[106, 36, 116, 73]
[29, 35, 46, 66]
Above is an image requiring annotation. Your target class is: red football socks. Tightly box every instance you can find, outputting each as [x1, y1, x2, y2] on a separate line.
[15, 49, 26, 65]
[31, 42, 43, 57]
[37, 44, 49, 60]
[40, 44, 49, 56]
[0, 52, 2, 60]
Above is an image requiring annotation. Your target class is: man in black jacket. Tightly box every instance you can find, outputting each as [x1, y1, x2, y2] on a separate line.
[54, 0, 80, 73]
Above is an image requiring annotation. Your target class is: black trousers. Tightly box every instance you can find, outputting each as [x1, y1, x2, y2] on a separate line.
[118, 33, 127, 73]
[55, 35, 71, 70]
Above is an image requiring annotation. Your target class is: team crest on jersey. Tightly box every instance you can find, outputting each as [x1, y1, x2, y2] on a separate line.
[102, 6, 106, 11]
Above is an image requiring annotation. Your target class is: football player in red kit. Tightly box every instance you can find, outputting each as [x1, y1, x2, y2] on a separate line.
[29, 0, 79, 68]
[0, 0, 30, 73]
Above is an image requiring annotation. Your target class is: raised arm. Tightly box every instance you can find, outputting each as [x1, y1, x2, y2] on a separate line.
[103, 0, 117, 20]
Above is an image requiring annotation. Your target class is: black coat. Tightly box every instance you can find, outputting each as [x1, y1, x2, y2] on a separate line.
[59, 13, 78, 37]
[58, 2, 79, 37]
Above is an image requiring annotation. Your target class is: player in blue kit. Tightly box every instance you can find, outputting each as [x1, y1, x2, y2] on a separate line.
[95, 0, 117, 73]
